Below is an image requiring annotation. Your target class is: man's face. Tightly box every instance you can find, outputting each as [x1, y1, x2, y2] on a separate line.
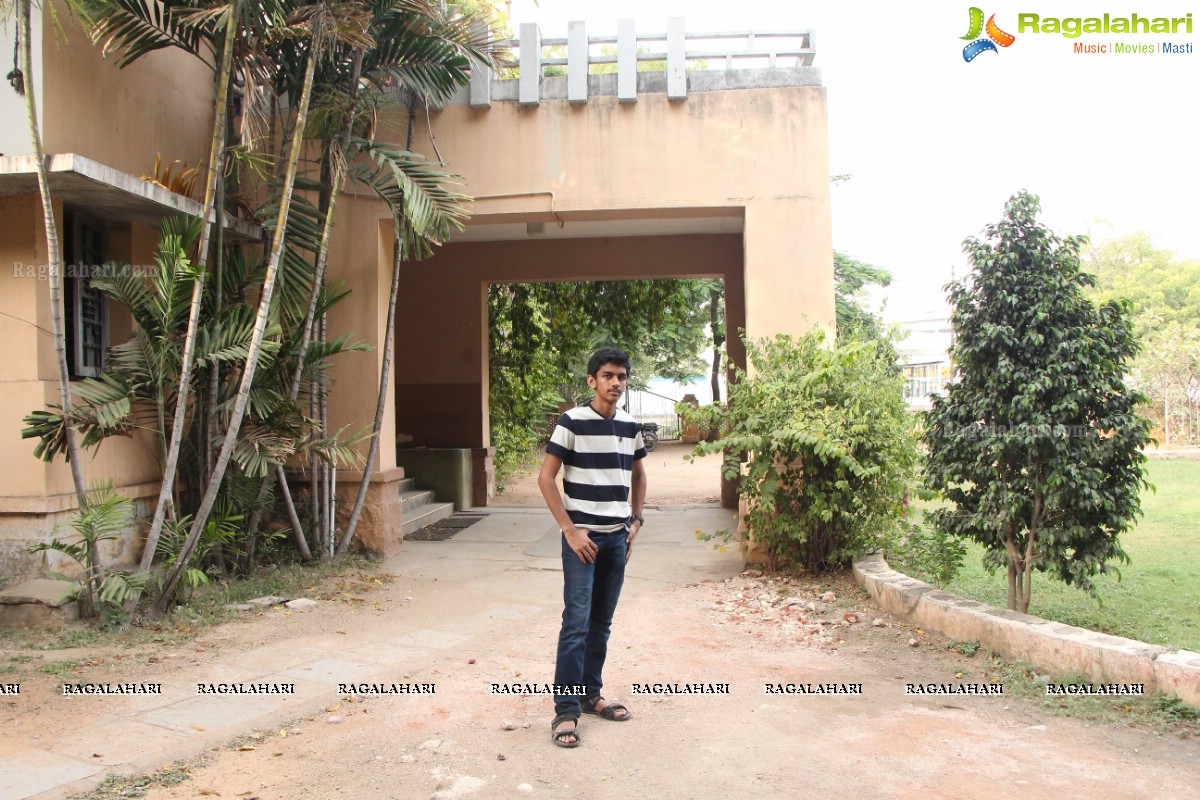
[588, 362, 629, 403]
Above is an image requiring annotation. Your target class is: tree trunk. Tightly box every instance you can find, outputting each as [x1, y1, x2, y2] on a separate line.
[1019, 495, 1042, 615]
[709, 286, 724, 405]
[257, 49, 364, 561]
[19, 0, 88, 512]
[1003, 531, 1019, 611]
[155, 28, 321, 612]
[128, 5, 240, 614]
[274, 465, 310, 559]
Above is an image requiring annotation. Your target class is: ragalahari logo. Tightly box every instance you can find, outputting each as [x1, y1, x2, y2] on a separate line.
[962, 7, 1016, 61]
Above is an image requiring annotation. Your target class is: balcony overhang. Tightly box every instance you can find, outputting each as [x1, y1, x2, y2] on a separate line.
[0, 154, 261, 241]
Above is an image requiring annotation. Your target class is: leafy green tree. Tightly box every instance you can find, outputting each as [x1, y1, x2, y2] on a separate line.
[1084, 233, 1200, 445]
[684, 330, 918, 571]
[834, 251, 891, 343]
[1085, 232, 1200, 329]
[923, 192, 1152, 613]
[487, 278, 719, 485]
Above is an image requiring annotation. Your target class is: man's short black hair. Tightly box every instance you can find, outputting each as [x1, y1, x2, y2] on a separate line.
[587, 346, 632, 378]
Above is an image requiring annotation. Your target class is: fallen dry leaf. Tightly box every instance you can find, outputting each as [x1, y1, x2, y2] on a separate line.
[190, 724, 206, 732]
[237, 745, 257, 752]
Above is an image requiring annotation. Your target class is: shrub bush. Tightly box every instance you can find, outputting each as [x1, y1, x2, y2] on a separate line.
[686, 331, 919, 570]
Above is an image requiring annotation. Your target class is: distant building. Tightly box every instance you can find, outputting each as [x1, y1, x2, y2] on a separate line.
[893, 311, 953, 409]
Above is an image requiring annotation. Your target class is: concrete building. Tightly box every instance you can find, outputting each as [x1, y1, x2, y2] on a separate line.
[0, 10, 835, 578]
[894, 311, 953, 409]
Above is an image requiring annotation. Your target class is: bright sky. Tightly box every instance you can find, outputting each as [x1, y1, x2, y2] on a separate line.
[507, 0, 1200, 320]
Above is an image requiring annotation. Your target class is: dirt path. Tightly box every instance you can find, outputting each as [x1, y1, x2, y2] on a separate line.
[2, 444, 1197, 799]
[116, 572, 1197, 800]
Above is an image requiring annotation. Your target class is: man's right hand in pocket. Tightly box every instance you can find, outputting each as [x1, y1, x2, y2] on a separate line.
[565, 527, 598, 564]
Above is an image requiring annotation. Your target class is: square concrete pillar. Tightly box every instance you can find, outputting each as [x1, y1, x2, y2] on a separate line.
[567, 21, 588, 104]
[333, 467, 408, 557]
[469, 22, 492, 108]
[667, 17, 686, 101]
[519, 23, 542, 106]
[617, 19, 637, 102]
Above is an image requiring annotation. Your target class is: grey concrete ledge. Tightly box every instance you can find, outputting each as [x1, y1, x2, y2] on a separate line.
[852, 553, 1200, 708]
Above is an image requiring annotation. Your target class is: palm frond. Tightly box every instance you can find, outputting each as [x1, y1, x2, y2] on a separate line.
[77, 0, 211, 69]
[347, 137, 470, 253]
[195, 304, 265, 367]
[296, 424, 371, 468]
[227, 421, 298, 477]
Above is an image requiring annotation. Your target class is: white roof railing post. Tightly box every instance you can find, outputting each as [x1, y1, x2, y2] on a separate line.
[468, 22, 493, 107]
[617, 18, 637, 103]
[519, 22, 542, 106]
[667, 17, 686, 101]
[568, 20, 588, 104]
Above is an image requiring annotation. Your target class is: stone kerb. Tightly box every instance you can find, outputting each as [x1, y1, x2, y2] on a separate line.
[853, 553, 1200, 707]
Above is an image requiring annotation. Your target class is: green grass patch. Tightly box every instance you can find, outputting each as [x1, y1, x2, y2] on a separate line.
[968, 649, 1200, 733]
[38, 627, 102, 650]
[905, 459, 1200, 651]
[40, 658, 84, 679]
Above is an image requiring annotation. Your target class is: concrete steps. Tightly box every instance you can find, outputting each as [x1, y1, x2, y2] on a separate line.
[398, 477, 454, 536]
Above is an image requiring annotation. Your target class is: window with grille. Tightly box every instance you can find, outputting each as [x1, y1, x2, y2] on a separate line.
[63, 210, 107, 378]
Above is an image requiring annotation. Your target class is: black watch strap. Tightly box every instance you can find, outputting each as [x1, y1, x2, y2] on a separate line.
[631, 514, 645, 524]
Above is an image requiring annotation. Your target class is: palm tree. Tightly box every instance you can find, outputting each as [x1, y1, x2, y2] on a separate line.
[154, 1, 376, 608]
[33, 0, 499, 604]
[133, 2, 242, 596]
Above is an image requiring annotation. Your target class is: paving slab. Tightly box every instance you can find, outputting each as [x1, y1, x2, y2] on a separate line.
[0, 747, 104, 798]
[47, 716, 191, 767]
[137, 693, 278, 735]
[279, 656, 384, 685]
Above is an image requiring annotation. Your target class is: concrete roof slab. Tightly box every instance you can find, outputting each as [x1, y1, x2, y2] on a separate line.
[0, 154, 261, 241]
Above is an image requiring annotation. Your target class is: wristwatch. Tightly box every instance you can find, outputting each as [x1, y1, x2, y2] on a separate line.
[631, 514, 645, 524]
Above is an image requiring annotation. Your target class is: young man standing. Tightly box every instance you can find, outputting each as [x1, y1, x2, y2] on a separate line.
[538, 347, 647, 748]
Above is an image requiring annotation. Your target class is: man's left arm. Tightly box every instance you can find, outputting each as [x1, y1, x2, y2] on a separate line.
[627, 458, 646, 562]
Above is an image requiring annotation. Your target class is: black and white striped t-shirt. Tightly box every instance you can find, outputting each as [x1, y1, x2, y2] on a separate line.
[545, 402, 647, 532]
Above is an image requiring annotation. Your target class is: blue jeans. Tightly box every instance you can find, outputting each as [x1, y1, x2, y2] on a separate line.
[553, 530, 627, 716]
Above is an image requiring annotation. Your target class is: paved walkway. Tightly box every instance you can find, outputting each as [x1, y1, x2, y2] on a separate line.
[1, 504, 743, 800]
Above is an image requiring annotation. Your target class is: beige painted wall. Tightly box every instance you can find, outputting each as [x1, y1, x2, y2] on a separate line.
[413, 87, 835, 346]
[322, 197, 400, 475]
[1, 194, 165, 508]
[40, 0, 212, 176]
[375, 86, 832, 453]
[3, 0, 213, 509]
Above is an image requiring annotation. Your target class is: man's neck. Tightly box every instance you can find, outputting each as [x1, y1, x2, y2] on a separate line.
[589, 396, 617, 419]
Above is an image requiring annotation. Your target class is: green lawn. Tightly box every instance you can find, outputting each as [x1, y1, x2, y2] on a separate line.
[923, 459, 1200, 652]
